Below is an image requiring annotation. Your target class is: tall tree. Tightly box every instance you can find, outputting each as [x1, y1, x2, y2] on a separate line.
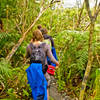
[79, 0, 100, 100]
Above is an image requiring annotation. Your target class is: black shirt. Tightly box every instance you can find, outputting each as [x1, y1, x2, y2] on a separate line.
[43, 34, 54, 47]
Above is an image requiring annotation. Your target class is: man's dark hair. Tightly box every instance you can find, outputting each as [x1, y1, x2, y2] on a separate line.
[40, 28, 48, 35]
[37, 25, 42, 30]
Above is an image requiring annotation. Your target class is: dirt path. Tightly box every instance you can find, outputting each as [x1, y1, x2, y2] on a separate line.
[49, 76, 63, 100]
[49, 76, 78, 100]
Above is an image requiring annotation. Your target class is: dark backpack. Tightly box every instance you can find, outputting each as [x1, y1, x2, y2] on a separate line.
[30, 43, 48, 73]
[30, 43, 45, 65]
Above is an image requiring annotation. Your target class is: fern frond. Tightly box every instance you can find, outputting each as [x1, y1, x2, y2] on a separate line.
[0, 58, 12, 80]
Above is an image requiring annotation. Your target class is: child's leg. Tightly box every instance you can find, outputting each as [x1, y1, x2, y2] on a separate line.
[47, 88, 49, 100]
[44, 72, 51, 100]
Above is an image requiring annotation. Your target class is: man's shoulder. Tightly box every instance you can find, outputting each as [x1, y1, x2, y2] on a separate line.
[43, 34, 51, 39]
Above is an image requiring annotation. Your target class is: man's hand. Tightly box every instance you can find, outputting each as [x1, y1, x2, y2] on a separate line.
[55, 61, 59, 70]
[55, 66, 59, 69]
[56, 61, 59, 66]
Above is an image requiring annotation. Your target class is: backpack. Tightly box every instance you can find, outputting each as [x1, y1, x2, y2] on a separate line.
[30, 43, 45, 65]
[30, 43, 48, 74]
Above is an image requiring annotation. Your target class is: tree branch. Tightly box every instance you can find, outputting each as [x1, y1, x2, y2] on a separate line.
[94, 0, 98, 11]
[85, 0, 93, 21]
[96, 53, 100, 65]
[15, 20, 22, 34]
[93, 2, 100, 21]
[0, 80, 5, 95]
[84, 22, 91, 31]
[50, 0, 60, 4]
[76, 1, 85, 28]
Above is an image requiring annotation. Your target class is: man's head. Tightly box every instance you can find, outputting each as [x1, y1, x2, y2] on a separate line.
[37, 25, 42, 30]
[40, 28, 48, 35]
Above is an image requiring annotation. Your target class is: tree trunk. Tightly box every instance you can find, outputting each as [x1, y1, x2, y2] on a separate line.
[79, 22, 94, 100]
[79, 0, 100, 99]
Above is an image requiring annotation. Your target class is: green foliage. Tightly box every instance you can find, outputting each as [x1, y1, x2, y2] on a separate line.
[50, 96, 54, 100]
[0, 31, 21, 58]
[22, 89, 29, 97]
[56, 68, 66, 91]
[94, 69, 100, 100]
[0, 58, 12, 81]
[0, 0, 100, 99]
[0, 0, 17, 18]
[55, 28, 99, 98]
[7, 88, 17, 100]
[55, 30, 89, 91]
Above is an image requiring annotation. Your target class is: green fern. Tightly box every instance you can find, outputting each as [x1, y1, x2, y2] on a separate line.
[0, 58, 12, 81]
[94, 68, 100, 100]
[55, 30, 89, 90]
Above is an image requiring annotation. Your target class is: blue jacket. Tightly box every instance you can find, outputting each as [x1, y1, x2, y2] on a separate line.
[47, 47, 58, 67]
[26, 63, 47, 100]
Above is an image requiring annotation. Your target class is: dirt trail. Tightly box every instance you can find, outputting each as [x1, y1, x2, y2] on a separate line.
[49, 76, 63, 100]
[49, 76, 78, 100]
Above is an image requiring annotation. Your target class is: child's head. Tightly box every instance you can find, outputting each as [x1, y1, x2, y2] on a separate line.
[33, 29, 44, 42]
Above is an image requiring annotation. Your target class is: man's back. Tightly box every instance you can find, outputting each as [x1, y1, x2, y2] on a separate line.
[43, 34, 54, 47]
